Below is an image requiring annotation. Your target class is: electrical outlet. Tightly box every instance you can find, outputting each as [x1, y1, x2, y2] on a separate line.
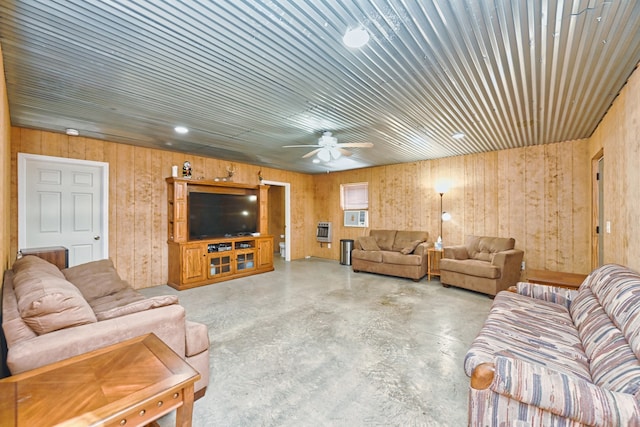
[328, 243, 331, 249]
[521, 261, 526, 271]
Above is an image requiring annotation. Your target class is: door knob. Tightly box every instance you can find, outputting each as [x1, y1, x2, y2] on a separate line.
[94, 235, 100, 240]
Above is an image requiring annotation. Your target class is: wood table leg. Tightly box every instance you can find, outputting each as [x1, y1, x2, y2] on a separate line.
[175, 384, 195, 427]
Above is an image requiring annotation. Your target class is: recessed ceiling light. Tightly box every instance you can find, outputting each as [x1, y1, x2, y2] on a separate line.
[174, 126, 189, 134]
[65, 128, 79, 136]
[452, 132, 465, 139]
[312, 158, 320, 164]
[343, 27, 370, 48]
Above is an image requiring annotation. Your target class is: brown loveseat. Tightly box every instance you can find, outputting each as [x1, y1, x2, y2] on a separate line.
[1, 255, 210, 397]
[351, 230, 431, 281]
[439, 235, 524, 296]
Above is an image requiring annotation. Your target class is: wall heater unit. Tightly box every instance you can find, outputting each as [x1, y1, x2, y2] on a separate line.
[316, 221, 332, 243]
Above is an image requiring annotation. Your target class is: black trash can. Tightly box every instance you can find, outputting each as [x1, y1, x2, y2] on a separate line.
[340, 239, 355, 265]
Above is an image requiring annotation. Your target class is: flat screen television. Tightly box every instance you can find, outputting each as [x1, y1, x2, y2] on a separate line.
[188, 192, 258, 240]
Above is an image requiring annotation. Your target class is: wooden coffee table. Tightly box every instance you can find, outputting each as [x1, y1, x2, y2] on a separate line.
[526, 269, 588, 289]
[0, 333, 200, 427]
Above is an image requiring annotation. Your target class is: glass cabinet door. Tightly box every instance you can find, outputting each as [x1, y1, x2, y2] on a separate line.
[236, 251, 255, 271]
[208, 253, 232, 278]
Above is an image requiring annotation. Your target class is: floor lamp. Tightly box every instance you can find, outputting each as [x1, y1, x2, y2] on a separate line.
[436, 184, 451, 248]
[438, 192, 444, 248]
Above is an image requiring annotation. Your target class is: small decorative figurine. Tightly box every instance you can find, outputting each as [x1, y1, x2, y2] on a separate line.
[226, 164, 236, 180]
[183, 161, 192, 178]
[258, 169, 263, 182]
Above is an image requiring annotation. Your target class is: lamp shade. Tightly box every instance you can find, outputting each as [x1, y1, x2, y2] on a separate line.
[435, 181, 450, 194]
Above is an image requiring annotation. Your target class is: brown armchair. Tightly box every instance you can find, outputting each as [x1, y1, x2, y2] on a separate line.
[439, 235, 524, 296]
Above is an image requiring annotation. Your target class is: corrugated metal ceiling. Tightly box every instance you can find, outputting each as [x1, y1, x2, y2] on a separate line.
[1, 0, 639, 173]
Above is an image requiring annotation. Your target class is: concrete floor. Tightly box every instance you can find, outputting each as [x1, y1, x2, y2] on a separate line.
[141, 257, 493, 426]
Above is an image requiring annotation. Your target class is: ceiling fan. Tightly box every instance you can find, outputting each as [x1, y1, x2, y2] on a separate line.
[283, 131, 373, 162]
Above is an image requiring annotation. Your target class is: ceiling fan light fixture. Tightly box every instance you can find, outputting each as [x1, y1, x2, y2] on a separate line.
[317, 148, 331, 162]
[343, 27, 370, 48]
[174, 126, 189, 134]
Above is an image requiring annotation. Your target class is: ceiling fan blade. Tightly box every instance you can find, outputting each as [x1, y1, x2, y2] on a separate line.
[283, 144, 322, 148]
[338, 148, 353, 157]
[336, 142, 374, 148]
[302, 148, 322, 159]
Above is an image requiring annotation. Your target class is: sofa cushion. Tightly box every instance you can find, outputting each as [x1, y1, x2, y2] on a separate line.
[95, 295, 179, 321]
[87, 287, 147, 314]
[392, 231, 428, 252]
[351, 249, 383, 263]
[439, 258, 501, 279]
[13, 270, 97, 335]
[2, 272, 38, 344]
[62, 258, 130, 302]
[464, 291, 591, 381]
[13, 255, 65, 279]
[359, 236, 380, 251]
[381, 251, 422, 266]
[370, 230, 397, 251]
[466, 235, 515, 261]
[570, 264, 640, 394]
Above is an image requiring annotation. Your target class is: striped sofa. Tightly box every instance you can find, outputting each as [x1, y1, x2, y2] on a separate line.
[465, 264, 640, 426]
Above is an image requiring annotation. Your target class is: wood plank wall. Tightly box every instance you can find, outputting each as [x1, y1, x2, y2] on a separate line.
[311, 139, 591, 275]
[6, 62, 640, 285]
[9, 128, 314, 289]
[589, 62, 640, 273]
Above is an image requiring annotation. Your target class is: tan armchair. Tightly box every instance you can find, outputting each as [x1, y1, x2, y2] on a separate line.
[439, 235, 524, 296]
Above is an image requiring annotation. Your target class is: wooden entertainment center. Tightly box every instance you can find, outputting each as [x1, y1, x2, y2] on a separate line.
[166, 177, 274, 290]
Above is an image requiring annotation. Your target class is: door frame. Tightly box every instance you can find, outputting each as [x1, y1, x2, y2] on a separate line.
[262, 180, 291, 261]
[17, 153, 110, 258]
[591, 148, 604, 269]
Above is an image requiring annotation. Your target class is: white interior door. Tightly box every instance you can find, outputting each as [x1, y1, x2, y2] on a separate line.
[18, 153, 109, 267]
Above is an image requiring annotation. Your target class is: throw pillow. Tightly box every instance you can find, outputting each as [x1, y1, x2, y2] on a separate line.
[13, 271, 97, 335]
[400, 240, 422, 255]
[62, 258, 130, 302]
[359, 236, 380, 251]
[94, 295, 179, 321]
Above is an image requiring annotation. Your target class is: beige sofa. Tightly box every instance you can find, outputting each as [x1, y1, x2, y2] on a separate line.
[351, 230, 431, 281]
[439, 235, 524, 296]
[1, 255, 210, 397]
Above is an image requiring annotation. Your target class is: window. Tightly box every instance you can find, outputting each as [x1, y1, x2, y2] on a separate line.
[341, 182, 368, 210]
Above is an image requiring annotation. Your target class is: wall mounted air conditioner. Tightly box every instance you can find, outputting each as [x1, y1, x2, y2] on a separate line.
[344, 210, 368, 227]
